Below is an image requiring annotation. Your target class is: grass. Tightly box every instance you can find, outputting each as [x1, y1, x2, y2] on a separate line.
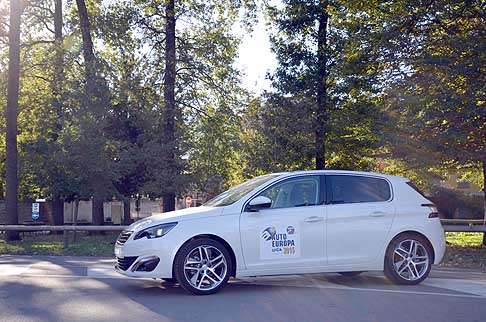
[0, 232, 117, 257]
[0, 232, 485, 268]
[441, 232, 486, 268]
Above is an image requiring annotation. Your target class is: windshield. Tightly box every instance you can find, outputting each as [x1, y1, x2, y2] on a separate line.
[204, 174, 282, 207]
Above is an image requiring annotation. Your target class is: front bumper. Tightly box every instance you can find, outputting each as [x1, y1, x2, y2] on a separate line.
[115, 255, 160, 275]
[114, 231, 178, 279]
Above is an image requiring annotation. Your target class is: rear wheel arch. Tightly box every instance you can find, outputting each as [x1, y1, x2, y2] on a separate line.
[173, 234, 237, 278]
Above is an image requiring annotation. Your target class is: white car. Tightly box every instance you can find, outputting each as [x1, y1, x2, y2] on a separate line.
[115, 170, 445, 295]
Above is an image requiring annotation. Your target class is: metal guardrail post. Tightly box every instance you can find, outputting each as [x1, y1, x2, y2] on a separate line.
[63, 229, 69, 248]
[0, 225, 128, 231]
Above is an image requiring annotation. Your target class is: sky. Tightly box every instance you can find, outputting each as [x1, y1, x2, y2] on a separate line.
[234, 14, 277, 95]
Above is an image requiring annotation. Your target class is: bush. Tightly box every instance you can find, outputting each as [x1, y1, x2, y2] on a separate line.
[429, 187, 484, 219]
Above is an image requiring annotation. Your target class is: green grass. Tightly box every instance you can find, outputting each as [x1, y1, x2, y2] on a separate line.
[0, 233, 117, 257]
[442, 232, 486, 268]
[446, 232, 484, 247]
[0, 232, 485, 268]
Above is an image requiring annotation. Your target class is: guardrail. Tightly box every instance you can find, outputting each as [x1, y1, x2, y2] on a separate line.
[1, 220, 485, 246]
[0, 225, 128, 248]
[440, 219, 486, 232]
[440, 219, 485, 225]
[442, 225, 486, 232]
[0, 225, 128, 231]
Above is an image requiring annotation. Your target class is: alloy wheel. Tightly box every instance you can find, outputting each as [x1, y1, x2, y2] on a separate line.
[183, 245, 228, 291]
[393, 239, 429, 281]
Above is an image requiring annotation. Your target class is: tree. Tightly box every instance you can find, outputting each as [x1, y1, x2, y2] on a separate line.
[267, 0, 330, 170]
[383, 0, 485, 222]
[75, 0, 114, 225]
[128, 0, 253, 204]
[162, 0, 177, 211]
[49, 0, 65, 225]
[261, 1, 384, 173]
[4, 0, 22, 241]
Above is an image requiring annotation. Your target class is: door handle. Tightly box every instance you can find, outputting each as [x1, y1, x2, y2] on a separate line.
[304, 216, 324, 223]
[369, 211, 386, 217]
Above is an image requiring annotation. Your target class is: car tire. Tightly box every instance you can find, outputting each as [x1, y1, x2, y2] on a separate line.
[384, 233, 433, 285]
[174, 238, 232, 295]
[162, 278, 177, 284]
[338, 271, 363, 277]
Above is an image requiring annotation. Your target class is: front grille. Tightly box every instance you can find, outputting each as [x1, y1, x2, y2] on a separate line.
[116, 256, 138, 271]
[116, 230, 132, 246]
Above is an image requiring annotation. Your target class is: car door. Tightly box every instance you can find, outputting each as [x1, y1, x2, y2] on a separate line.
[239, 175, 326, 274]
[326, 175, 395, 266]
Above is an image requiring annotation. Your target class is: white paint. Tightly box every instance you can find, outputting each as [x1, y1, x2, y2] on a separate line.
[0, 264, 32, 276]
[423, 277, 486, 297]
[87, 267, 130, 279]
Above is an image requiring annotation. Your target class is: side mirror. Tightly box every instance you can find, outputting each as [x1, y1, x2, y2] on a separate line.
[247, 196, 272, 212]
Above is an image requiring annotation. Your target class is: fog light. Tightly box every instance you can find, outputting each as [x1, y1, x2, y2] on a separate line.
[131, 256, 160, 272]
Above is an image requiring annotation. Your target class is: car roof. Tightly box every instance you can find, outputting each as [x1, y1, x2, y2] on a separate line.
[278, 170, 408, 183]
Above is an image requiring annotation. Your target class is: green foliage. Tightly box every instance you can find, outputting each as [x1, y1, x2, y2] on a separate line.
[245, 0, 385, 173]
[0, 232, 117, 256]
[382, 0, 485, 181]
[0, 0, 483, 206]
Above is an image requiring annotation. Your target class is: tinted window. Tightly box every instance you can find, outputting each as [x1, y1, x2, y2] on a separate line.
[328, 175, 391, 204]
[258, 176, 320, 209]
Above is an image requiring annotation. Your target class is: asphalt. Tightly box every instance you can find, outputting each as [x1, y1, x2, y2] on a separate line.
[0, 255, 485, 322]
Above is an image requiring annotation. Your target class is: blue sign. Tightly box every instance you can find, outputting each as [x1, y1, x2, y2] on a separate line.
[32, 212, 40, 220]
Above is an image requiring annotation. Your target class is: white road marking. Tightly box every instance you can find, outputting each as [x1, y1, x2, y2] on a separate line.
[236, 280, 485, 299]
[87, 266, 130, 279]
[423, 278, 486, 297]
[0, 264, 32, 276]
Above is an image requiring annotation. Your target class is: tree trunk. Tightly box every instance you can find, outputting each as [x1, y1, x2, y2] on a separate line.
[163, 0, 177, 212]
[76, 0, 97, 93]
[72, 198, 79, 243]
[92, 197, 104, 226]
[482, 160, 486, 246]
[50, 1, 64, 229]
[76, 0, 106, 220]
[315, 1, 329, 170]
[4, 0, 22, 241]
[122, 198, 132, 225]
[51, 0, 63, 136]
[51, 198, 64, 225]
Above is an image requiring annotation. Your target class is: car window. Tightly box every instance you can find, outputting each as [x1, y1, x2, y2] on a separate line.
[258, 176, 320, 209]
[328, 175, 391, 204]
[204, 174, 282, 207]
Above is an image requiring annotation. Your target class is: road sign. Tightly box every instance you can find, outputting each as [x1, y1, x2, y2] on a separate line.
[32, 202, 40, 220]
[185, 196, 192, 207]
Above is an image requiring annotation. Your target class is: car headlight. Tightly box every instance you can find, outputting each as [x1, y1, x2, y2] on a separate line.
[133, 222, 177, 240]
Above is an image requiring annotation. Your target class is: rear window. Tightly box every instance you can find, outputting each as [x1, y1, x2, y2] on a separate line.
[328, 175, 391, 204]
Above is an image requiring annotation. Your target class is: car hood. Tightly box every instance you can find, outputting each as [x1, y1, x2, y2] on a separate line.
[127, 206, 223, 232]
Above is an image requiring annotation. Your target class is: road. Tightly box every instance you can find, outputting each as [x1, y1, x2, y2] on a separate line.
[0, 255, 485, 322]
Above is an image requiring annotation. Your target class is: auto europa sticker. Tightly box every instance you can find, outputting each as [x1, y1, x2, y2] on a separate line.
[260, 224, 301, 259]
